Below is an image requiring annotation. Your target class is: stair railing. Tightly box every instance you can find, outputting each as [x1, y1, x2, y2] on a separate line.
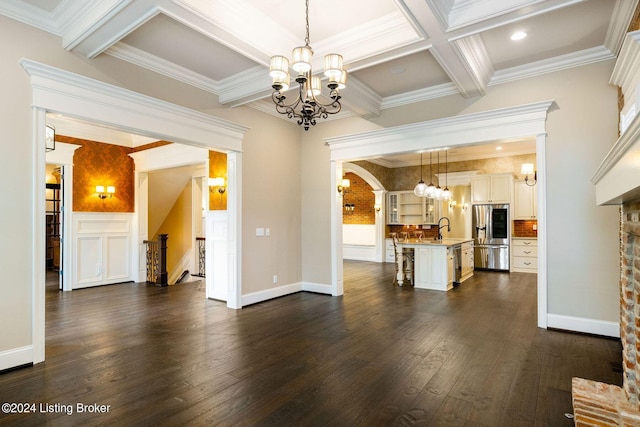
[143, 234, 168, 286]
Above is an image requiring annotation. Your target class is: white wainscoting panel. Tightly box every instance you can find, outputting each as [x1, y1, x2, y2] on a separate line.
[76, 236, 103, 287]
[105, 235, 130, 281]
[73, 213, 133, 289]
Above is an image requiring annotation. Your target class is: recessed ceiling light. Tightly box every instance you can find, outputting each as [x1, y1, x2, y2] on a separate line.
[511, 31, 527, 41]
[496, 146, 503, 151]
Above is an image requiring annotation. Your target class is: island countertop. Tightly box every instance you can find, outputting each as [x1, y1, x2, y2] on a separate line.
[395, 237, 473, 247]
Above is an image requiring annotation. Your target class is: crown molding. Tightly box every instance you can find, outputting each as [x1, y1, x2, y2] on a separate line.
[106, 42, 221, 94]
[610, 31, 640, 98]
[20, 58, 248, 151]
[447, 0, 531, 29]
[341, 77, 383, 120]
[326, 100, 555, 161]
[381, 82, 459, 109]
[490, 45, 615, 86]
[60, 0, 134, 53]
[0, 0, 61, 34]
[217, 66, 272, 106]
[315, 11, 424, 64]
[604, 0, 639, 55]
[452, 34, 493, 95]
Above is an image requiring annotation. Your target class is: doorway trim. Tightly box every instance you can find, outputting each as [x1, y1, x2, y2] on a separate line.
[342, 162, 387, 263]
[21, 58, 248, 364]
[326, 100, 555, 329]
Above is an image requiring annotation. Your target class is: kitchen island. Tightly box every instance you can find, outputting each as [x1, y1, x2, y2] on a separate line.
[396, 238, 474, 291]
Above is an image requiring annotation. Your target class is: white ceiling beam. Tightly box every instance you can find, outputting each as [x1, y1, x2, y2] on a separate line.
[604, 0, 640, 55]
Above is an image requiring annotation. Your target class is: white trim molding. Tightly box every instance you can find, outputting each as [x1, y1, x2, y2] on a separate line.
[547, 314, 620, 338]
[19, 58, 248, 152]
[0, 346, 34, 372]
[22, 59, 246, 370]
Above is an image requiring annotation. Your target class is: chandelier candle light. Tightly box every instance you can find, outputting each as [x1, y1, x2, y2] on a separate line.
[269, 0, 347, 130]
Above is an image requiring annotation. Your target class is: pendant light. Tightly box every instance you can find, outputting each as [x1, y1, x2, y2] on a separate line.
[442, 150, 451, 200]
[434, 151, 442, 199]
[426, 151, 436, 198]
[414, 152, 428, 197]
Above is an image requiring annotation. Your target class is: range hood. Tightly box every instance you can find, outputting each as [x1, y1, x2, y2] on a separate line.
[593, 30, 640, 205]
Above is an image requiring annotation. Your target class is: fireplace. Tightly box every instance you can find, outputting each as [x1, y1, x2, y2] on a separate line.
[580, 28, 640, 426]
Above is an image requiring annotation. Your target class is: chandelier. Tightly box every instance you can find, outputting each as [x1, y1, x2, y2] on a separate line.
[268, 0, 347, 130]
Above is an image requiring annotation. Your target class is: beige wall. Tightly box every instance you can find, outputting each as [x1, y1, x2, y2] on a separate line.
[301, 60, 620, 324]
[0, 10, 622, 365]
[0, 16, 301, 359]
[204, 107, 303, 295]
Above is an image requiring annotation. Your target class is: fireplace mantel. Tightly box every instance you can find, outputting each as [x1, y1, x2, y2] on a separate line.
[593, 30, 640, 205]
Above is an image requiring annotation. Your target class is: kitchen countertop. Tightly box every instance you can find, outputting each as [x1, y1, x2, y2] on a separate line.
[395, 238, 473, 247]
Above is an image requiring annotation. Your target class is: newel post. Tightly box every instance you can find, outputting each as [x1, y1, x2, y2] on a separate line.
[158, 234, 168, 286]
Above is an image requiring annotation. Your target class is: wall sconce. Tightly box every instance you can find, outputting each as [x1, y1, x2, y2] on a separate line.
[337, 178, 350, 195]
[96, 185, 115, 199]
[209, 177, 226, 194]
[521, 163, 537, 186]
[344, 203, 355, 214]
[461, 203, 468, 211]
[45, 124, 55, 152]
[374, 204, 381, 213]
[449, 200, 457, 209]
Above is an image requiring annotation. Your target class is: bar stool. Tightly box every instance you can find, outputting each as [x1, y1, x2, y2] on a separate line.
[391, 233, 414, 286]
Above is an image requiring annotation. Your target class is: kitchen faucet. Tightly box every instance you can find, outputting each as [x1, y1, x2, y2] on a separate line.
[437, 216, 450, 240]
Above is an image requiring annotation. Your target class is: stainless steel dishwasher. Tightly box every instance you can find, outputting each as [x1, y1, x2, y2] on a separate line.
[453, 244, 462, 283]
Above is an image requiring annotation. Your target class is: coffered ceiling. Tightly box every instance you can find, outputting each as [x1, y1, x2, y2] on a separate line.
[3, 0, 638, 161]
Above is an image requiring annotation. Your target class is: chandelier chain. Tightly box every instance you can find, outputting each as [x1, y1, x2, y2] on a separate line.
[305, 0, 310, 47]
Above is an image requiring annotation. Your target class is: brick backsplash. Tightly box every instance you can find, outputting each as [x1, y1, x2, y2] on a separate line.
[513, 220, 537, 237]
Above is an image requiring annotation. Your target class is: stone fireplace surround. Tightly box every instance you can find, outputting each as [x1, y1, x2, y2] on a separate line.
[578, 29, 640, 426]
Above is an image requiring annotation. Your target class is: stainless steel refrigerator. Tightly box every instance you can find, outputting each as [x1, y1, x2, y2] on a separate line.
[472, 204, 510, 271]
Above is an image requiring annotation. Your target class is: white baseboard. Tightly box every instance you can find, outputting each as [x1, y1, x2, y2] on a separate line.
[241, 281, 333, 306]
[302, 282, 332, 295]
[547, 314, 620, 338]
[242, 282, 303, 306]
[0, 345, 33, 371]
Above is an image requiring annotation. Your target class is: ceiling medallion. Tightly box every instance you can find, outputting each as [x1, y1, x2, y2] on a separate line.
[268, 0, 347, 130]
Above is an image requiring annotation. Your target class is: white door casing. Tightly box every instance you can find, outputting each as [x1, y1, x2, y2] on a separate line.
[22, 59, 248, 365]
[326, 100, 554, 330]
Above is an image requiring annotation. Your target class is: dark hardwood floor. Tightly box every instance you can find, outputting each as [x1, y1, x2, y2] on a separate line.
[0, 262, 622, 426]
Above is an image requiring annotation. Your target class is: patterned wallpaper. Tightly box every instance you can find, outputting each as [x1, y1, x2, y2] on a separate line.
[209, 150, 227, 211]
[57, 135, 135, 212]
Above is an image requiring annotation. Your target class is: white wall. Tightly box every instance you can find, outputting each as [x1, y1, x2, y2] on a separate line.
[301, 60, 621, 327]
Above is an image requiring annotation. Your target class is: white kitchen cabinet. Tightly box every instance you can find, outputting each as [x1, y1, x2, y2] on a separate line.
[385, 238, 395, 262]
[512, 238, 537, 273]
[414, 245, 451, 291]
[460, 241, 474, 282]
[387, 191, 439, 225]
[471, 174, 513, 204]
[514, 180, 537, 219]
[447, 246, 455, 289]
[387, 192, 399, 224]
